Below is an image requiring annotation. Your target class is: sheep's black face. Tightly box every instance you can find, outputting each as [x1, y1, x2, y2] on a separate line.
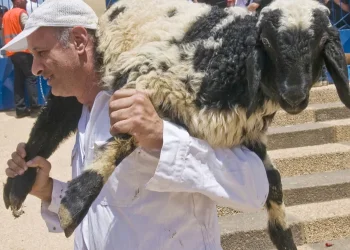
[258, 10, 329, 114]
[260, 30, 319, 114]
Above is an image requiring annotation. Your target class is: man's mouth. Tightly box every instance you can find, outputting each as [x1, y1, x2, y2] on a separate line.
[43, 75, 53, 84]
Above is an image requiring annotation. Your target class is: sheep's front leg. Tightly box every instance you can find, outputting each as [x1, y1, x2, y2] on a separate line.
[58, 134, 136, 238]
[246, 141, 297, 250]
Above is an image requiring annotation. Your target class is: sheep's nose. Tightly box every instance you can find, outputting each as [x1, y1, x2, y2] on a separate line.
[281, 92, 307, 107]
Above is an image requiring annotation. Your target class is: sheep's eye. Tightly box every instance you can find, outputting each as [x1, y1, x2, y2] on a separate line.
[262, 38, 271, 47]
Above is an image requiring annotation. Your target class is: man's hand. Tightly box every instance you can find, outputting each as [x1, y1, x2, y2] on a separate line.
[6, 143, 53, 202]
[109, 89, 163, 151]
[247, 2, 260, 11]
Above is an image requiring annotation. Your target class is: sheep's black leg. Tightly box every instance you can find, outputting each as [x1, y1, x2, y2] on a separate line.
[3, 93, 82, 217]
[58, 134, 136, 238]
[246, 141, 297, 250]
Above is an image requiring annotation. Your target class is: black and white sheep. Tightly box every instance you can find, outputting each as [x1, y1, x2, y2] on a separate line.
[4, 0, 350, 249]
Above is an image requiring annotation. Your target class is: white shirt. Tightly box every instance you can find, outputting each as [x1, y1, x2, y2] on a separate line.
[26, 1, 40, 15]
[41, 91, 269, 250]
[235, 0, 249, 7]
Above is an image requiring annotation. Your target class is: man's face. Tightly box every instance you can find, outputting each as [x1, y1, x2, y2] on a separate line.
[27, 27, 83, 97]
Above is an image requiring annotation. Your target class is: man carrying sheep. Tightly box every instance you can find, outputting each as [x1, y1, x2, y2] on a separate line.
[3, 0, 268, 249]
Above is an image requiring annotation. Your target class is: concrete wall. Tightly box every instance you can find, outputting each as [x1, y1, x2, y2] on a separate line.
[85, 0, 106, 17]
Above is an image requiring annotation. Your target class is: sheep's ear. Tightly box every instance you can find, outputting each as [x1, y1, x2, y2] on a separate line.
[323, 32, 350, 109]
[246, 46, 265, 117]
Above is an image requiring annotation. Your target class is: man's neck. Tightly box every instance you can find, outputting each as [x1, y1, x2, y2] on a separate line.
[77, 72, 102, 111]
[14, 5, 25, 9]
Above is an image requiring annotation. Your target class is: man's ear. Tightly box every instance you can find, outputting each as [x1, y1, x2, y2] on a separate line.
[71, 26, 89, 54]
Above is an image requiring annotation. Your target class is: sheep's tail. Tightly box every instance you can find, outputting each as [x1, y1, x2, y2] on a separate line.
[246, 141, 297, 250]
[58, 135, 136, 238]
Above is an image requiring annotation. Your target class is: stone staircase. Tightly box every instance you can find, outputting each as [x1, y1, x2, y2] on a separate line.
[219, 84, 350, 250]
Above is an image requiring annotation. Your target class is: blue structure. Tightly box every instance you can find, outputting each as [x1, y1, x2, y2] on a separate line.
[319, 0, 350, 82]
[0, 57, 50, 110]
[106, 0, 117, 9]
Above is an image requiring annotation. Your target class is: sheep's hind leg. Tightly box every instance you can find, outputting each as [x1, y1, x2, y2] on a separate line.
[58, 134, 136, 238]
[246, 141, 297, 250]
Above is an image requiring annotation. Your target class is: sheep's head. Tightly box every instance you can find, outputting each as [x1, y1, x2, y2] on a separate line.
[247, 0, 350, 115]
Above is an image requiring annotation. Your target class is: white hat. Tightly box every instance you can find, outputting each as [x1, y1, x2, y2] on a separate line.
[1, 0, 98, 51]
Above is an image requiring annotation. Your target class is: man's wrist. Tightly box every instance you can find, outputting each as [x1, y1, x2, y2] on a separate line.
[31, 178, 53, 202]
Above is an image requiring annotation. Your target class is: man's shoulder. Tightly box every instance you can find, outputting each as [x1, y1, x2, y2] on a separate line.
[4, 8, 26, 16]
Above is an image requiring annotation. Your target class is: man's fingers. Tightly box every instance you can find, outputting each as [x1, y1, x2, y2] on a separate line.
[110, 89, 138, 101]
[110, 106, 135, 124]
[16, 142, 26, 159]
[11, 151, 27, 170]
[7, 159, 26, 175]
[109, 96, 135, 114]
[5, 168, 17, 178]
[110, 119, 133, 136]
[26, 156, 51, 174]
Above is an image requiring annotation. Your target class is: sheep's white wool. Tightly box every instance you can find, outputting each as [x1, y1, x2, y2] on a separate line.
[211, 6, 251, 34]
[258, 0, 331, 31]
[98, 0, 211, 89]
[96, 0, 282, 147]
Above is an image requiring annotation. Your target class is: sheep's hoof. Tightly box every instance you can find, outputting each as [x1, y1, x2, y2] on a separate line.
[58, 170, 104, 238]
[4, 181, 27, 217]
[3, 169, 37, 217]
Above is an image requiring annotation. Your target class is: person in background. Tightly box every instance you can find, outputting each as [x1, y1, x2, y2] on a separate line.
[324, 0, 350, 29]
[26, 0, 40, 15]
[247, 0, 260, 11]
[0, 5, 8, 25]
[2, 0, 39, 118]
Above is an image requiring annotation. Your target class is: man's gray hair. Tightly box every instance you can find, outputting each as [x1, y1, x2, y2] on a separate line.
[55, 27, 96, 48]
[56, 28, 72, 47]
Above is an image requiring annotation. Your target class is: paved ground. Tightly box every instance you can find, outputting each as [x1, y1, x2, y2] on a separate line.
[0, 111, 74, 250]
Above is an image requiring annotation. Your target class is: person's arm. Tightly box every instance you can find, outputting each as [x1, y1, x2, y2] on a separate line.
[145, 121, 269, 212]
[19, 12, 28, 29]
[334, 0, 350, 13]
[247, 0, 261, 11]
[108, 90, 269, 212]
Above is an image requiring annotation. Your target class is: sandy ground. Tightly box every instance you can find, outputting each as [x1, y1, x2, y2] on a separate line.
[0, 111, 74, 250]
[85, 0, 107, 17]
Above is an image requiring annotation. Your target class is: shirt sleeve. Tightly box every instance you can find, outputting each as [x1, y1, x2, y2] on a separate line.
[20, 13, 28, 28]
[146, 121, 269, 212]
[41, 179, 68, 233]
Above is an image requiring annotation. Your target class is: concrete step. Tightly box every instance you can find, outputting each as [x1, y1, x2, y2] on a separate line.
[271, 102, 350, 127]
[269, 142, 350, 177]
[282, 169, 350, 206]
[312, 81, 329, 88]
[297, 237, 350, 250]
[309, 85, 339, 104]
[220, 198, 350, 250]
[217, 169, 350, 217]
[267, 118, 350, 150]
